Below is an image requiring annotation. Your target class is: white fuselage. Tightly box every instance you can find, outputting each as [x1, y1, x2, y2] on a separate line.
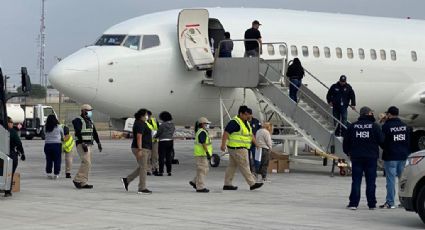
[48, 8, 425, 127]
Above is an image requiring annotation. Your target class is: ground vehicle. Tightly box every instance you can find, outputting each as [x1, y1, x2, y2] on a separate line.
[399, 151, 425, 224]
[21, 104, 57, 140]
[0, 67, 31, 191]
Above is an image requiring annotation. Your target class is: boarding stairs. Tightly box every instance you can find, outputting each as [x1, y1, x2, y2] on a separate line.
[211, 41, 349, 175]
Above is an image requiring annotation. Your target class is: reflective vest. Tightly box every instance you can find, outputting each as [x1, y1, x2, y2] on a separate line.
[227, 116, 253, 149]
[63, 135, 74, 153]
[194, 128, 213, 157]
[78, 117, 94, 143]
[146, 118, 159, 142]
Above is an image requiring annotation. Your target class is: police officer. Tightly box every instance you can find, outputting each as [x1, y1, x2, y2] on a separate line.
[72, 104, 102, 189]
[326, 75, 356, 136]
[343, 106, 383, 210]
[379, 106, 410, 209]
[4, 117, 25, 197]
[189, 117, 212, 193]
[146, 110, 159, 176]
[220, 105, 263, 191]
[247, 108, 261, 173]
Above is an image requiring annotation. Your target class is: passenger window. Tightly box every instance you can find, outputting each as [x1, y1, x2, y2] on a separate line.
[313, 46, 320, 58]
[347, 48, 354, 59]
[370, 49, 377, 60]
[123, 36, 141, 50]
[390, 50, 397, 61]
[358, 48, 365, 60]
[267, 44, 275, 56]
[336, 47, 342, 59]
[142, 35, 160, 50]
[380, 49, 386, 60]
[279, 45, 287, 56]
[291, 45, 298, 57]
[412, 51, 418, 62]
[302, 46, 309, 57]
[324, 47, 331, 58]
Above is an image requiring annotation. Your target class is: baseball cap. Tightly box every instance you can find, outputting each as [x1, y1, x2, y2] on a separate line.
[81, 104, 93, 111]
[360, 106, 373, 116]
[386, 106, 399, 116]
[252, 20, 261, 25]
[198, 117, 211, 124]
[339, 75, 347, 82]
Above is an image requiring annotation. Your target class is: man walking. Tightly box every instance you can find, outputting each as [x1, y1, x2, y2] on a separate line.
[379, 106, 410, 209]
[220, 105, 263, 191]
[343, 106, 383, 210]
[326, 75, 356, 136]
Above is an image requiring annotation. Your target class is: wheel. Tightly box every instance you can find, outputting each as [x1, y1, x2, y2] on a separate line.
[210, 153, 220, 167]
[412, 130, 425, 152]
[25, 135, 34, 140]
[416, 186, 425, 224]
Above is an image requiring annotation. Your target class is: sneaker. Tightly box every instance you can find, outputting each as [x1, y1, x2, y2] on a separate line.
[138, 189, 152, 194]
[196, 188, 210, 193]
[65, 173, 71, 179]
[223, 185, 238, 190]
[250, 182, 264, 190]
[72, 180, 82, 189]
[53, 175, 59, 180]
[167, 172, 172, 176]
[81, 184, 94, 189]
[47, 174, 53, 179]
[346, 206, 357, 210]
[189, 181, 196, 189]
[121, 178, 129, 191]
[379, 202, 395, 209]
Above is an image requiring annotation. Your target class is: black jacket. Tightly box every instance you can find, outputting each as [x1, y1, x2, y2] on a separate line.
[326, 82, 356, 108]
[343, 115, 383, 159]
[9, 128, 24, 157]
[381, 118, 411, 161]
[286, 63, 305, 80]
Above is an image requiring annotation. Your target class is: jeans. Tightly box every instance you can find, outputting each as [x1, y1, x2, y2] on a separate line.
[244, 49, 259, 57]
[44, 143, 62, 175]
[384, 160, 406, 206]
[289, 79, 301, 102]
[333, 106, 348, 136]
[349, 158, 377, 208]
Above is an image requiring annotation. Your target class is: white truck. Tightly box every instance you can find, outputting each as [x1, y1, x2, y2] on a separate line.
[21, 104, 57, 140]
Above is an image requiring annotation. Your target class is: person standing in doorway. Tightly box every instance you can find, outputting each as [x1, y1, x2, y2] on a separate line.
[121, 108, 152, 194]
[189, 117, 212, 193]
[326, 75, 356, 136]
[343, 106, 383, 210]
[219, 32, 234, 58]
[379, 106, 411, 209]
[244, 20, 262, 57]
[286, 58, 305, 102]
[44, 114, 64, 180]
[72, 104, 102, 189]
[220, 105, 263, 191]
[155, 111, 175, 176]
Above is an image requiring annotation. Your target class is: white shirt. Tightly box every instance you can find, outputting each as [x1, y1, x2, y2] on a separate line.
[256, 128, 272, 149]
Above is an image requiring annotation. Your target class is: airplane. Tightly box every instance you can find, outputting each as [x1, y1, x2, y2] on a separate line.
[48, 8, 425, 150]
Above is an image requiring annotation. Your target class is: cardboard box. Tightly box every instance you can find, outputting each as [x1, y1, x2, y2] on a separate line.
[267, 159, 278, 173]
[12, 173, 20, 192]
[277, 160, 290, 173]
[271, 151, 289, 160]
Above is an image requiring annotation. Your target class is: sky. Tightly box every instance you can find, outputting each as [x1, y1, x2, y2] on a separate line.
[1, 0, 424, 84]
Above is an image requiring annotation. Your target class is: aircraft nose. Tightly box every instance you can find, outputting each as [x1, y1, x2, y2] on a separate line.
[48, 48, 99, 103]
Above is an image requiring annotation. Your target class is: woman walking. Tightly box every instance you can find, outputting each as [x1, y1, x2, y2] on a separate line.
[286, 58, 305, 102]
[44, 114, 63, 179]
[155, 111, 175, 176]
[256, 122, 273, 182]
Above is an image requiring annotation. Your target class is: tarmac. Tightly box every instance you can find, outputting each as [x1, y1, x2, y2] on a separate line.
[0, 139, 423, 230]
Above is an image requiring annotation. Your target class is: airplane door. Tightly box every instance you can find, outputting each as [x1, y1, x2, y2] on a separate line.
[178, 9, 214, 71]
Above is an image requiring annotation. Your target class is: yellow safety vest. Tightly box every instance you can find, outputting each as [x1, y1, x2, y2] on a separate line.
[194, 128, 213, 157]
[63, 135, 74, 153]
[78, 117, 94, 143]
[146, 118, 159, 142]
[227, 116, 253, 149]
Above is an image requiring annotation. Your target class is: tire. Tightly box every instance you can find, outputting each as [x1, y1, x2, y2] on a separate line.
[412, 130, 425, 152]
[416, 186, 425, 224]
[25, 135, 34, 140]
[210, 153, 220, 167]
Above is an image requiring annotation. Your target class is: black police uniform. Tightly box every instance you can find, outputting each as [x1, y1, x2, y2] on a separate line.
[343, 115, 383, 208]
[381, 118, 410, 161]
[326, 81, 356, 135]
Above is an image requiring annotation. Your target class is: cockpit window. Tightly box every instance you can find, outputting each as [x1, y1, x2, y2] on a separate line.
[95, 35, 126, 46]
[123, 36, 141, 50]
[142, 35, 160, 50]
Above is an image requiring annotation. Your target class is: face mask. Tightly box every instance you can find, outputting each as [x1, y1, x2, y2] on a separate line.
[205, 124, 210, 129]
[145, 115, 149, 121]
[86, 111, 93, 118]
